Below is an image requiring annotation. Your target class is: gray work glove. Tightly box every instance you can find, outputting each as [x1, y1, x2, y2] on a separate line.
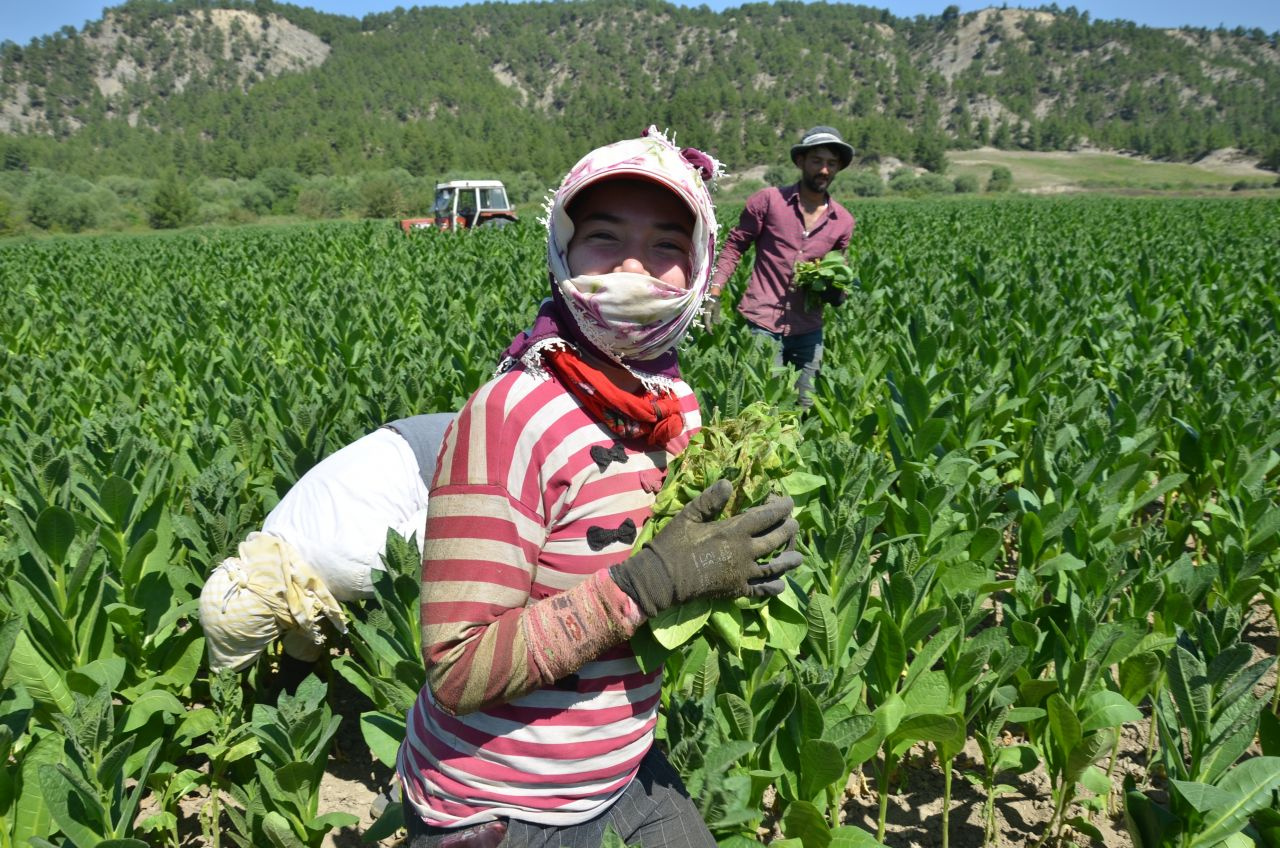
[610, 479, 801, 619]
[701, 295, 722, 332]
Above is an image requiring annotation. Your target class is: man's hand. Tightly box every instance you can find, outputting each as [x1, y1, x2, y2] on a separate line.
[610, 480, 800, 618]
[820, 286, 849, 307]
[701, 295, 722, 332]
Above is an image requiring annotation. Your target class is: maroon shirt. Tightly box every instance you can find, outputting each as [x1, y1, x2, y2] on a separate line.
[711, 184, 855, 336]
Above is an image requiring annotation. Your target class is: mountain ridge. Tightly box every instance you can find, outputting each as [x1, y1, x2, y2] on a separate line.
[1, 0, 1276, 180]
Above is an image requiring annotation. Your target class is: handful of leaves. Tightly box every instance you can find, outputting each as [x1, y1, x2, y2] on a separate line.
[631, 401, 824, 670]
[793, 250, 857, 308]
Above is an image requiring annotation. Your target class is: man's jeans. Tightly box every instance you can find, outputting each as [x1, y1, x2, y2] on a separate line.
[747, 324, 824, 408]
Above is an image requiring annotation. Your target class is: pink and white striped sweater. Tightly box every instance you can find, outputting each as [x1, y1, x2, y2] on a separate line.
[397, 364, 700, 827]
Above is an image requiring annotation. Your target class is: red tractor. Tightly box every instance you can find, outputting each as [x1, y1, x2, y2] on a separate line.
[400, 180, 519, 232]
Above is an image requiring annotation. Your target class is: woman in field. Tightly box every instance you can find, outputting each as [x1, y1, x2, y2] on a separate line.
[396, 128, 801, 847]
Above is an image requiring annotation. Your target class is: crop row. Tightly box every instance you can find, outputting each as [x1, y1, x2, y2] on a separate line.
[0, 196, 1278, 847]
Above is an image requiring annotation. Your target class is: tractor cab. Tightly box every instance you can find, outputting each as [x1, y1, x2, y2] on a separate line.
[400, 180, 518, 232]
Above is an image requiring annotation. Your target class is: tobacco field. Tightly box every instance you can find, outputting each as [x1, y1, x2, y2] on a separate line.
[1, 195, 1279, 848]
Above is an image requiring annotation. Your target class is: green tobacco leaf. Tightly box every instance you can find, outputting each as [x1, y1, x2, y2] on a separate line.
[705, 740, 756, 775]
[1171, 779, 1231, 815]
[1123, 787, 1181, 848]
[805, 592, 838, 664]
[362, 801, 405, 843]
[902, 670, 950, 716]
[794, 686, 825, 742]
[798, 739, 846, 802]
[1119, 652, 1163, 706]
[1036, 553, 1086, 576]
[39, 763, 107, 848]
[1245, 504, 1280, 552]
[1047, 694, 1082, 759]
[779, 471, 826, 497]
[891, 713, 963, 759]
[1080, 691, 1142, 732]
[99, 476, 136, 530]
[360, 711, 406, 769]
[14, 732, 64, 847]
[8, 630, 73, 714]
[782, 800, 833, 848]
[649, 600, 711, 650]
[828, 827, 890, 847]
[0, 615, 20, 681]
[262, 810, 306, 848]
[710, 606, 743, 652]
[1188, 757, 1280, 848]
[764, 596, 808, 652]
[307, 811, 359, 830]
[718, 692, 754, 740]
[35, 506, 76, 567]
[1066, 729, 1116, 785]
[121, 689, 186, 733]
[993, 744, 1040, 775]
[1260, 709, 1280, 756]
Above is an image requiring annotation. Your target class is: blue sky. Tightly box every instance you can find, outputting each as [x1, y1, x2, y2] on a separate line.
[3, 0, 1276, 46]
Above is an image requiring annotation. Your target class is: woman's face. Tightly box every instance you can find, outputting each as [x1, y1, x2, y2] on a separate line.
[566, 179, 695, 290]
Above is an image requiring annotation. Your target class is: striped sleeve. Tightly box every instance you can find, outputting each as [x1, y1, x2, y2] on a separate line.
[420, 373, 644, 715]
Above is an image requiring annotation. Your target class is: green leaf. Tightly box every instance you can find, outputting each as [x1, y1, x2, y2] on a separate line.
[1047, 694, 1082, 759]
[307, 811, 360, 830]
[1036, 553, 1086, 576]
[39, 762, 107, 848]
[902, 670, 950, 716]
[718, 692, 754, 740]
[262, 810, 306, 848]
[8, 630, 73, 714]
[1123, 787, 1181, 848]
[764, 595, 808, 652]
[1188, 757, 1280, 848]
[992, 744, 1040, 775]
[99, 476, 136, 530]
[36, 506, 76, 567]
[782, 800, 833, 848]
[14, 732, 64, 846]
[1080, 690, 1142, 732]
[121, 689, 186, 733]
[828, 826, 891, 847]
[1119, 652, 1163, 706]
[362, 801, 405, 843]
[649, 600, 712, 650]
[1171, 780, 1232, 815]
[779, 471, 826, 497]
[360, 711, 406, 769]
[1260, 709, 1280, 757]
[1066, 729, 1115, 785]
[798, 739, 846, 802]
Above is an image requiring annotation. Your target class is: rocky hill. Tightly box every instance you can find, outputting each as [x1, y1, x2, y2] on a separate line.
[0, 0, 1276, 179]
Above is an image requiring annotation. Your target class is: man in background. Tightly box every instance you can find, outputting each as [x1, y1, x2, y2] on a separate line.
[705, 125, 857, 407]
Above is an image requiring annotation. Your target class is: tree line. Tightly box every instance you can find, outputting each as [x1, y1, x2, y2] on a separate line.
[0, 0, 1277, 191]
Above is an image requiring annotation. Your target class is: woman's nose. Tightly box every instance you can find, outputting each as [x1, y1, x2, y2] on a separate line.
[616, 256, 648, 275]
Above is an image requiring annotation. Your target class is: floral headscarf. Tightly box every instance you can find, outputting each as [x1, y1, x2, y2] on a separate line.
[499, 127, 722, 391]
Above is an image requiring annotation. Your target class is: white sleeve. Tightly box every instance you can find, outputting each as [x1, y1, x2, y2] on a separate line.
[263, 428, 429, 601]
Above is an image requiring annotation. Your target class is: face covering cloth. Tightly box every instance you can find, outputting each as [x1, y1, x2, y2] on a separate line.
[499, 126, 723, 393]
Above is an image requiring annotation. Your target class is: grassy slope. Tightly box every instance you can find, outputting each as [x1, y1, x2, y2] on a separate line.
[946, 147, 1276, 192]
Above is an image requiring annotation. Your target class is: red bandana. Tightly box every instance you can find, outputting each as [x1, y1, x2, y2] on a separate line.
[542, 346, 684, 447]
